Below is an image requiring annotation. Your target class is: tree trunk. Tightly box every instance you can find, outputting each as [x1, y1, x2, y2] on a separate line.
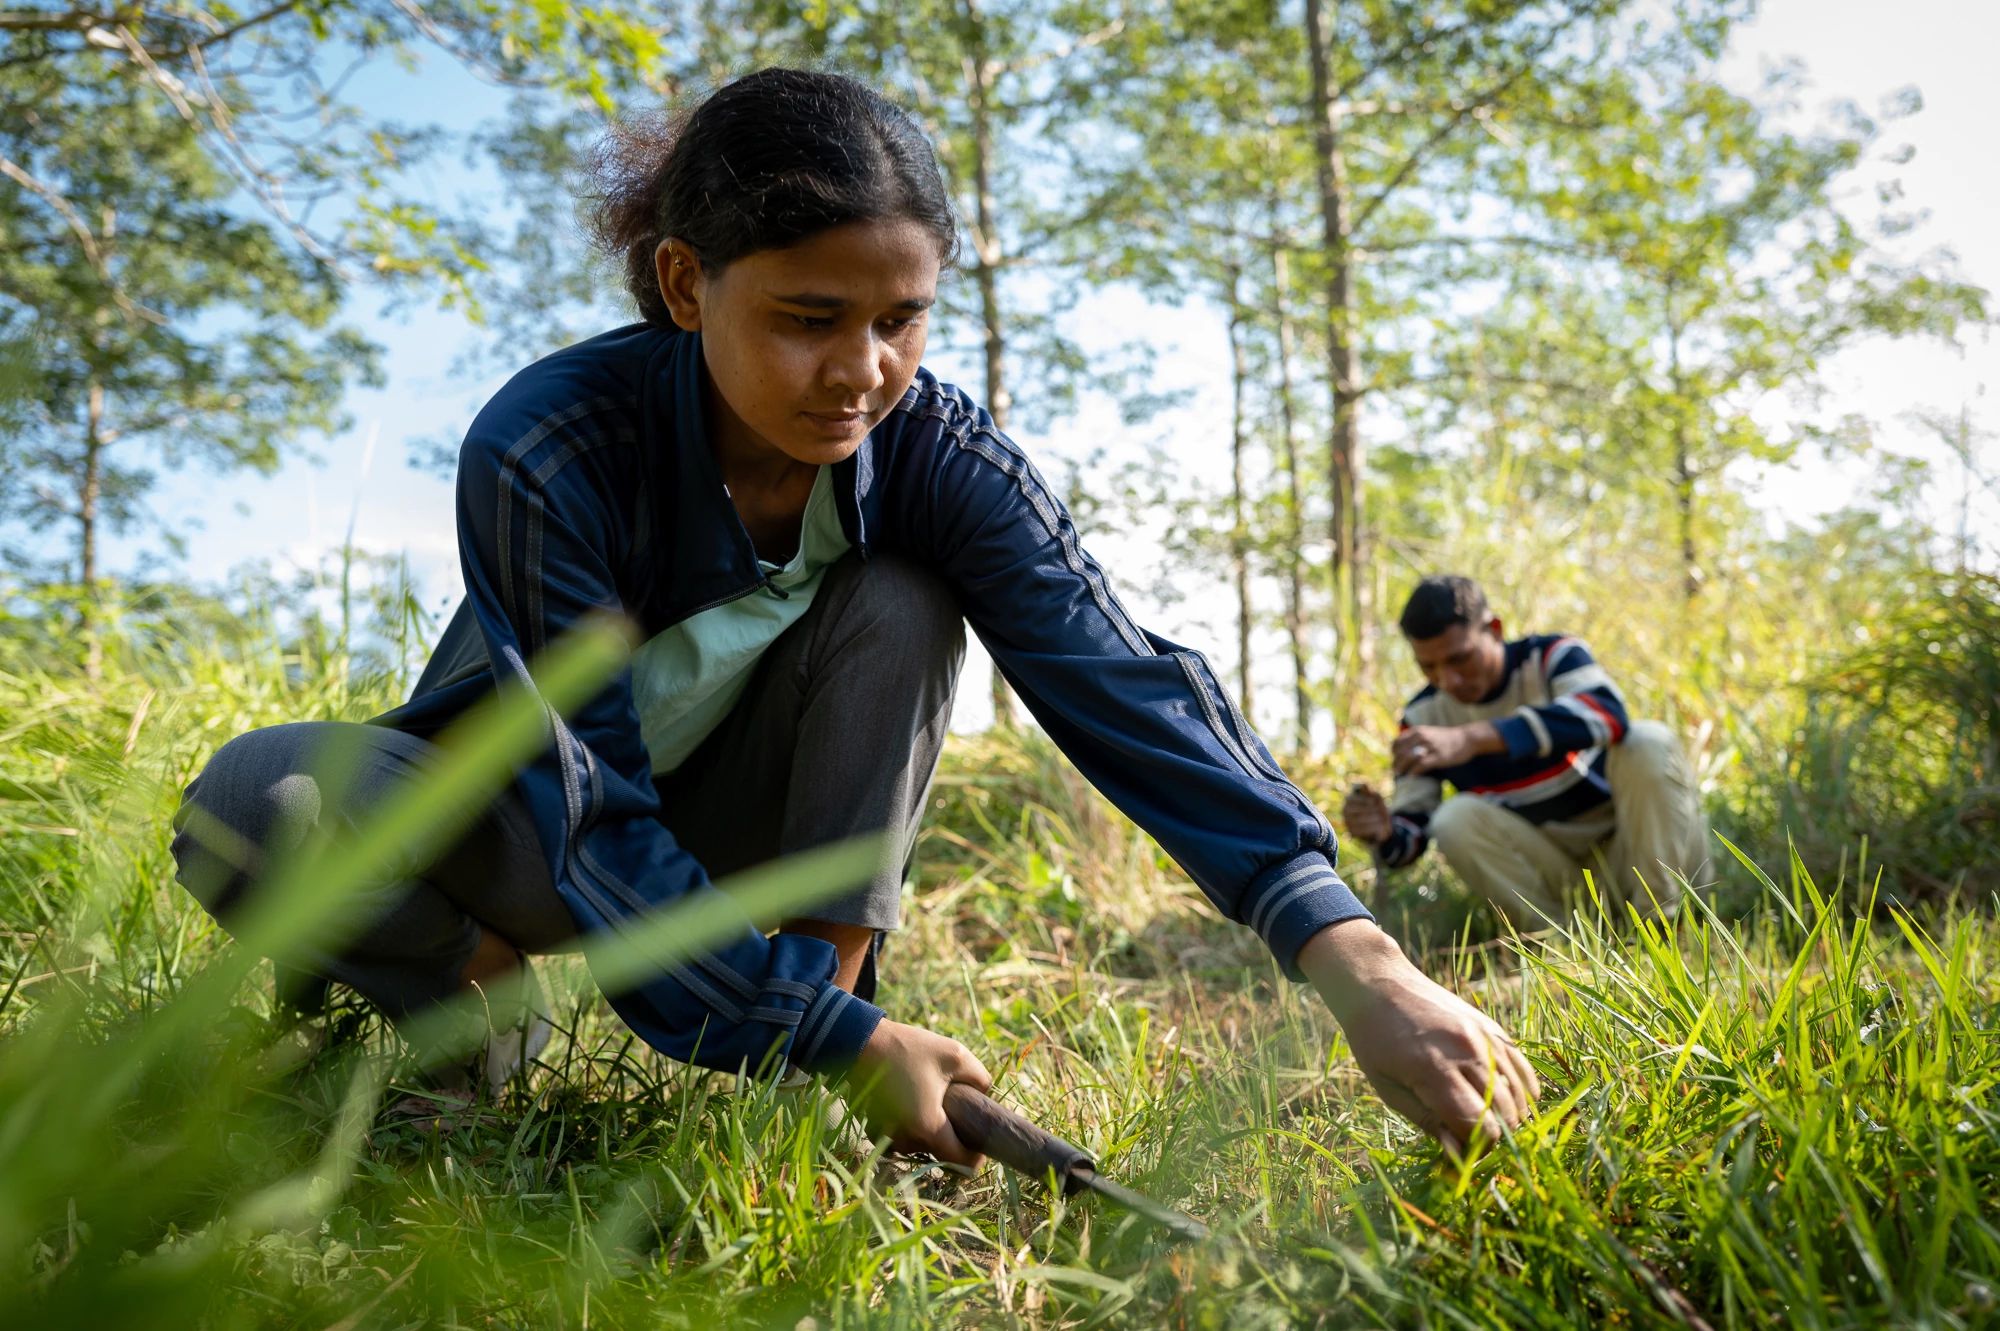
[1666, 300, 1699, 602]
[963, 0, 1017, 728]
[1957, 405, 1973, 575]
[1268, 195, 1310, 755]
[81, 377, 105, 679]
[1305, 0, 1368, 716]
[1226, 268, 1254, 722]
[1674, 436, 1698, 603]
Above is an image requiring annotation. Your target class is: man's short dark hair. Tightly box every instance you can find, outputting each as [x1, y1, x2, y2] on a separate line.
[1399, 575, 1491, 640]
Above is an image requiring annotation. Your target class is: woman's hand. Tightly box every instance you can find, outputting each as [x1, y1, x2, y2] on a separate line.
[1301, 920, 1539, 1158]
[849, 1018, 993, 1167]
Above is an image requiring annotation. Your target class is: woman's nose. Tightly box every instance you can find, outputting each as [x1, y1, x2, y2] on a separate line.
[824, 331, 886, 397]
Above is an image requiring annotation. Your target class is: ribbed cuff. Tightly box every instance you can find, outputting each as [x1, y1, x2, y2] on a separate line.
[1494, 714, 1541, 760]
[788, 980, 886, 1076]
[1243, 851, 1373, 981]
[1382, 816, 1424, 869]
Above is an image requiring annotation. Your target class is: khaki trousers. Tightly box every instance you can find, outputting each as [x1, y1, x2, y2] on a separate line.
[1427, 721, 1706, 925]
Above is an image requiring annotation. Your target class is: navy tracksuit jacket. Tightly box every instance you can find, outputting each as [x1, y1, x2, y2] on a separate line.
[378, 323, 1369, 1076]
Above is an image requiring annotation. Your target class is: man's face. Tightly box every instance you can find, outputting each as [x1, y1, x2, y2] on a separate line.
[1408, 618, 1507, 704]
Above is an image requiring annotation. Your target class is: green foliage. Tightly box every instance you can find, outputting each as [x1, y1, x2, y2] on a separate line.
[1440, 50, 1987, 599]
[0, 47, 384, 576]
[0, 0, 676, 579]
[2, 615, 1998, 1327]
[1750, 572, 2000, 901]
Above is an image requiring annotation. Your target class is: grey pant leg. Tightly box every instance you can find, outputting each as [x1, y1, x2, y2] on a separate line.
[655, 550, 966, 934]
[170, 720, 573, 1021]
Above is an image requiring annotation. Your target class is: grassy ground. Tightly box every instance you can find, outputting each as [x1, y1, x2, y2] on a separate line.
[2, 628, 1998, 1329]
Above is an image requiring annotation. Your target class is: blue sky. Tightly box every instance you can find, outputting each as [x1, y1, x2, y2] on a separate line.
[107, 0, 2000, 730]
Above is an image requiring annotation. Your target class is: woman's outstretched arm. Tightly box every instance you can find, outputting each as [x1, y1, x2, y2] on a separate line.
[891, 378, 1539, 1150]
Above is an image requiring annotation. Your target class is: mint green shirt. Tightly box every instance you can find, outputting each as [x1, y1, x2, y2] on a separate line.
[631, 467, 850, 773]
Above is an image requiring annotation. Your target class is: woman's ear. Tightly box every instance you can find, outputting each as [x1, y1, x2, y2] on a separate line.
[655, 238, 704, 332]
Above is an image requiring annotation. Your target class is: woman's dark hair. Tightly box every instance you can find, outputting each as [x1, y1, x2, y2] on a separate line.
[1398, 575, 1492, 641]
[585, 68, 960, 325]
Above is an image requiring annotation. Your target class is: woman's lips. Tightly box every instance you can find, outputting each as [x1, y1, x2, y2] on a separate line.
[802, 408, 869, 435]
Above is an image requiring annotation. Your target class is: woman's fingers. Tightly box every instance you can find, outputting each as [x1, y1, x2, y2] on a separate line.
[949, 1046, 994, 1094]
[1463, 1060, 1522, 1138]
[909, 1115, 985, 1170]
[1395, 1044, 1513, 1155]
[1503, 1039, 1541, 1111]
[1373, 1076, 1447, 1144]
[1472, 1053, 1522, 1128]
[1478, 1018, 1542, 1127]
[1379, 1074, 1491, 1163]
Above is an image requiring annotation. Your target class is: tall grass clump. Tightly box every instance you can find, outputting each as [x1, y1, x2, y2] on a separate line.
[1742, 572, 2000, 901]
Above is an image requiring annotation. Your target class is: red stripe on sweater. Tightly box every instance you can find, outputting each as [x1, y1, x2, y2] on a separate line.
[1468, 755, 1580, 794]
[1575, 691, 1626, 741]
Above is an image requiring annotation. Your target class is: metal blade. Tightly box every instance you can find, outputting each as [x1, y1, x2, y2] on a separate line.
[1072, 1167, 1211, 1243]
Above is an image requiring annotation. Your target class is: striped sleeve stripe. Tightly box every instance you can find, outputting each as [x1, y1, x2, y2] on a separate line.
[1467, 752, 1601, 806]
[1468, 755, 1578, 795]
[519, 430, 639, 656]
[1517, 705, 1554, 757]
[1574, 691, 1627, 741]
[1552, 694, 1614, 744]
[1541, 636, 1586, 676]
[492, 397, 624, 629]
[1176, 653, 1279, 786]
[1548, 662, 1614, 694]
[957, 430, 1152, 657]
[794, 985, 859, 1069]
[762, 978, 819, 1003]
[574, 814, 801, 1030]
[1248, 862, 1347, 945]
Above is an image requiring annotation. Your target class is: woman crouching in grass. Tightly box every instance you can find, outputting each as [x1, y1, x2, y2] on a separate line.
[171, 68, 1538, 1164]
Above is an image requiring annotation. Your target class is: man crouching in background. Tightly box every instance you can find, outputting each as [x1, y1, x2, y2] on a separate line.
[1344, 575, 1708, 925]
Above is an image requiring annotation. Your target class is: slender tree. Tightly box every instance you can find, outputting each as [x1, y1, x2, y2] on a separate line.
[1453, 63, 1988, 603]
[1225, 263, 1255, 718]
[1, 49, 379, 667]
[1266, 181, 1312, 752]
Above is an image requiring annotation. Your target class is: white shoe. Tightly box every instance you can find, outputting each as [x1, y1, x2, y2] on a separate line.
[477, 963, 552, 1093]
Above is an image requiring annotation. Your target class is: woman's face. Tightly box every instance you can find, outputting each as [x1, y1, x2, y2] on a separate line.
[656, 218, 942, 470]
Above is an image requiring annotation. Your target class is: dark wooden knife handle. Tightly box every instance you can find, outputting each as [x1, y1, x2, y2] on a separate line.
[942, 1083, 1094, 1193]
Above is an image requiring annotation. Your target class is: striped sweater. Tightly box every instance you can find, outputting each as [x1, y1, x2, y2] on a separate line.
[1380, 634, 1630, 869]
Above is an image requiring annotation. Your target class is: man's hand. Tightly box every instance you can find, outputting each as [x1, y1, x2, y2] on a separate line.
[1391, 721, 1503, 776]
[1300, 920, 1539, 1158]
[1343, 784, 1392, 845]
[849, 1018, 993, 1168]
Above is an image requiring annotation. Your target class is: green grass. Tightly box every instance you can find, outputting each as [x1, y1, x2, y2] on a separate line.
[2, 621, 1998, 1328]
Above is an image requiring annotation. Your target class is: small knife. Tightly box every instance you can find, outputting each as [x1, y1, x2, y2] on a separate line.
[942, 1083, 1210, 1243]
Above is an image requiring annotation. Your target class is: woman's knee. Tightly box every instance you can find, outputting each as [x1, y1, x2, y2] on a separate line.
[170, 723, 338, 917]
[823, 552, 966, 672]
